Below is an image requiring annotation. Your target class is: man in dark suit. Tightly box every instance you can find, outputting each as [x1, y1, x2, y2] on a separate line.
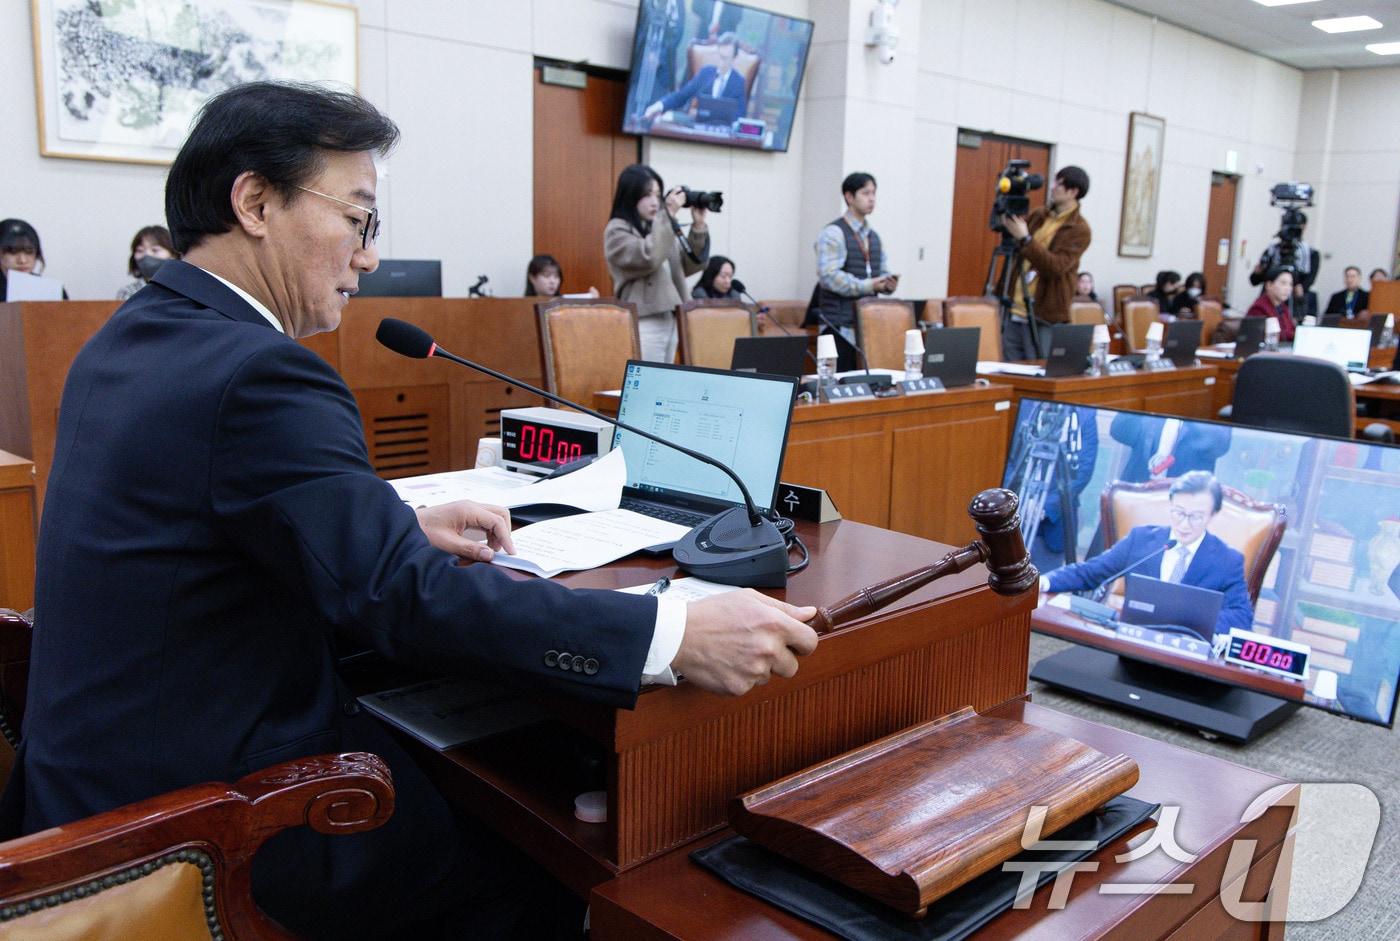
[10, 82, 817, 939]
[1040, 471, 1255, 637]
[1324, 265, 1370, 319]
[643, 31, 747, 120]
[1109, 411, 1232, 483]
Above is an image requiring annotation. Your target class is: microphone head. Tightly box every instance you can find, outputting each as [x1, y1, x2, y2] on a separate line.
[376, 318, 436, 359]
[731, 278, 747, 295]
[1165, 539, 1179, 550]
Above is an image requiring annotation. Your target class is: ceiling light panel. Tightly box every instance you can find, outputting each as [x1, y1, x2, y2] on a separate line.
[1312, 16, 1384, 33]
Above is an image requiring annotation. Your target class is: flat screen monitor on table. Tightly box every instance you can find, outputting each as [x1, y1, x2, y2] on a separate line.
[622, 0, 813, 152]
[1003, 397, 1400, 729]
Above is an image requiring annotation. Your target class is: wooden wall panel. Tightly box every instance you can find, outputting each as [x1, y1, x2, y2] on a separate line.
[781, 432, 892, 526]
[889, 409, 1010, 544]
[0, 453, 36, 611]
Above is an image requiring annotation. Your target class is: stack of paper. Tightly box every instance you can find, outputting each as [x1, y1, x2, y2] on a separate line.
[390, 447, 625, 511]
[976, 361, 1045, 376]
[490, 508, 690, 578]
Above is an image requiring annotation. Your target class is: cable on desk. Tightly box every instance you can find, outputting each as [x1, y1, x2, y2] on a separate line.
[765, 512, 810, 576]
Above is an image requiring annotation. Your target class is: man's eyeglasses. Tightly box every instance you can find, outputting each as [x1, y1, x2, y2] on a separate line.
[1169, 506, 1208, 526]
[293, 185, 381, 251]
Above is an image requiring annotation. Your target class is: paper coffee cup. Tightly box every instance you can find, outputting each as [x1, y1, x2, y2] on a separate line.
[816, 334, 838, 360]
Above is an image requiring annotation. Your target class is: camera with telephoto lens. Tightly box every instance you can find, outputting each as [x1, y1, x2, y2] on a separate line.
[681, 187, 724, 213]
[1268, 182, 1313, 271]
[989, 160, 1044, 234]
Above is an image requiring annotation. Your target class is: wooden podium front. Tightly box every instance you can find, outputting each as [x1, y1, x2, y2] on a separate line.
[405, 520, 1036, 894]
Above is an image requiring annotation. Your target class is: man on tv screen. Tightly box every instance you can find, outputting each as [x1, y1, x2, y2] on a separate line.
[1039, 471, 1255, 636]
[643, 31, 746, 123]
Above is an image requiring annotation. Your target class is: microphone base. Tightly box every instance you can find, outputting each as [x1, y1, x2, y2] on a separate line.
[672, 507, 790, 588]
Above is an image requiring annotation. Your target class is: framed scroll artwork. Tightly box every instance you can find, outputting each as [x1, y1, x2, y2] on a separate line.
[1118, 111, 1165, 258]
[31, 0, 358, 165]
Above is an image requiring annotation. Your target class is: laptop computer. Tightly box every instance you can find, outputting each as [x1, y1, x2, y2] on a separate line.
[356, 259, 442, 297]
[696, 95, 740, 126]
[1162, 319, 1202, 366]
[731, 335, 809, 379]
[613, 361, 798, 545]
[1234, 318, 1268, 359]
[1319, 313, 1343, 328]
[922, 327, 980, 387]
[1293, 324, 1371, 372]
[1043, 323, 1095, 377]
[1368, 316, 1388, 348]
[1120, 574, 1223, 642]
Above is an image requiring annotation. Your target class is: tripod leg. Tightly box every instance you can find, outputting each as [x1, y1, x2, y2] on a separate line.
[1055, 451, 1078, 565]
[1021, 263, 1045, 359]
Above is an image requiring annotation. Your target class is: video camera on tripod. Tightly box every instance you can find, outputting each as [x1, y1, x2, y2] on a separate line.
[989, 160, 1044, 234]
[1268, 182, 1313, 275]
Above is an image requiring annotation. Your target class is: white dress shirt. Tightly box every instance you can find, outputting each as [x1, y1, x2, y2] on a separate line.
[195, 266, 688, 685]
[1159, 533, 1204, 583]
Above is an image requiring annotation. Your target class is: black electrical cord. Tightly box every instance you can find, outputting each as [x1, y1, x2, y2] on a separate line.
[764, 511, 810, 576]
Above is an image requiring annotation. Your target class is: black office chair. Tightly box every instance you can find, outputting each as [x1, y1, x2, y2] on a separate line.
[1229, 353, 1393, 443]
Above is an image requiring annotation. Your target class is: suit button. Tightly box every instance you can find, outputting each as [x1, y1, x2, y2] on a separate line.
[342, 700, 360, 716]
[583, 658, 599, 676]
[572, 658, 584, 673]
[545, 650, 559, 668]
[558, 653, 574, 670]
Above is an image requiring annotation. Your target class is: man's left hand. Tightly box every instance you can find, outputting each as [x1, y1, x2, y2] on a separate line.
[415, 500, 514, 561]
[1003, 215, 1030, 240]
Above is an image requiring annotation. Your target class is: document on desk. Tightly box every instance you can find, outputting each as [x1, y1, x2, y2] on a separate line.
[615, 576, 740, 603]
[1349, 371, 1400, 386]
[389, 447, 625, 511]
[489, 508, 690, 578]
[977, 360, 1045, 376]
[1195, 347, 1233, 360]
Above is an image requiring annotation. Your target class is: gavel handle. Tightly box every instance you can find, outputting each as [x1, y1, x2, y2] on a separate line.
[812, 541, 989, 634]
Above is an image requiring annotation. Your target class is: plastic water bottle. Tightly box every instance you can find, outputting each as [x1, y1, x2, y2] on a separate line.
[1144, 322, 1163, 364]
[816, 333, 838, 386]
[1382, 314, 1395, 348]
[1091, 324, 1110, 375]
[1265, 317, 1280, 352]
[903, 329, 923, 381]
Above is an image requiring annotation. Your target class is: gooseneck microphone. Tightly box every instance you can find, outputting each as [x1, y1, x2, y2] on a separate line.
[1089, 539, 1178, 603]
[375, 318, 790, 587]
[733, 281, 817, 370]
[810, 309, 891, 390]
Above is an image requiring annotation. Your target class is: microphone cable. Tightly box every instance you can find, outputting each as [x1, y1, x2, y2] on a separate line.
[763, 510, 810, 575]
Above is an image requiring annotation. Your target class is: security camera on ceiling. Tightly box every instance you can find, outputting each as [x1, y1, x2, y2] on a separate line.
[866, 0, 899, 66]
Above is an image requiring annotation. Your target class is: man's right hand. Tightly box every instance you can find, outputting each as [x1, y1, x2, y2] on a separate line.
[872, 275, 897, 294]
[672, 590, 819, 696]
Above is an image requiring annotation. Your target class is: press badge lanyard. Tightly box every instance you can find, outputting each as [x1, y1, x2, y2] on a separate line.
[845, 218, 872, 278]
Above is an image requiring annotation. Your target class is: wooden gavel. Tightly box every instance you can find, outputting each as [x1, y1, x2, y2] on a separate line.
[812, 488, 1039, 634]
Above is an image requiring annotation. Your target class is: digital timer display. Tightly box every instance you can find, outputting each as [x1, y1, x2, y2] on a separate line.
[500, 418, 601, 470]
[1224, 631, 1309, 681]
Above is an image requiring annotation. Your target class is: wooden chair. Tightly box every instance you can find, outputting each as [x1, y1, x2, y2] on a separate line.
[1099, 480, 1286, 604]
[855, 298, 916, 370]
[1196, 299, 1224, 345]
[919, 299, 945, 328]
[0, 752, 394, 940]
[1111, 284, 1137, 323]
[685, 41, 762, 109]
[756, 300, 809, 336]
[944, 296, 1001, 361]
[675, 300, 755, 370]
[1069, 299, 1108, 326]
[1121, 298, 1160, 353]
[1139, 283, 1155, 297]
[536, 298, 639, 406]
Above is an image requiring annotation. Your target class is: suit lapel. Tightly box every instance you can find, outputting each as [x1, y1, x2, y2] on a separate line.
[150, 260, 276, 330]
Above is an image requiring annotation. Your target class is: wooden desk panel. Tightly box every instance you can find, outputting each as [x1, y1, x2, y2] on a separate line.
[0, 452, 36, 611]
[589, 699, 1295, 941]
[413, 520, 1035, 893]
[980, 366, 1219, 428]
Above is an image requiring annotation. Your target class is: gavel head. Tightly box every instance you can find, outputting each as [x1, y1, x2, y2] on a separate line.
[968, 489, 1039, 595]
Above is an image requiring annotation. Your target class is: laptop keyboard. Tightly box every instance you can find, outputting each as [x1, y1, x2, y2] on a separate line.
[620, 497, 710, 528]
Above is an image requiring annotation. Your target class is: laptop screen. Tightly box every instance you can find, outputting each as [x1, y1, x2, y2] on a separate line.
[614, 361, 797, 512]
[1293, 325, 1370, 371]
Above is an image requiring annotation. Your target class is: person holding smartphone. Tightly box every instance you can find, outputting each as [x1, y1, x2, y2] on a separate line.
[806, 172, 897, 347]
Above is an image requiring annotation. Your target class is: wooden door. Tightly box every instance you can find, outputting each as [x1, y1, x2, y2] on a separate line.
[533, 67, 640, 298]
[946, 132, 1052, 298]
[1202, 172, 1239, 305]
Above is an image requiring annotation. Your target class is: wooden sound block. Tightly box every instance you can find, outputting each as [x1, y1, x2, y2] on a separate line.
[729, 705, 1140, 918]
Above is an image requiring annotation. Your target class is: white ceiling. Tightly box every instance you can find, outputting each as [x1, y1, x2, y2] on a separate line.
[1103, 0, 1400, 70]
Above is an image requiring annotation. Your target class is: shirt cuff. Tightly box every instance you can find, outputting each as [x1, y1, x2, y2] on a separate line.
[641, 596, 687, 686]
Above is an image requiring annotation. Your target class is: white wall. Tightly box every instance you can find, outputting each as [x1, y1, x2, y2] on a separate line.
[1297, 66, 1400, 292]
[4, 0, 1378, 311]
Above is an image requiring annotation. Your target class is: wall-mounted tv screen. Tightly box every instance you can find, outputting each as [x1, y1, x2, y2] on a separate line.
[623, 0, 813, 153]
[1004, 399, 1400, 729]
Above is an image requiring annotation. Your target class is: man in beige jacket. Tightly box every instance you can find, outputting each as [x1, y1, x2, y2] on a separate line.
[605, 163, 710, 361]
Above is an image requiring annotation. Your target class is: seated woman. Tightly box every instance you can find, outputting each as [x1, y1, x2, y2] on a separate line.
[1075, 271, 1098, 302]
[117, 225, 178, 301]
[1146, 269, 1181, 315]
[1246, 267, 1295, 342]
[524, 253, 597, 298]
[0, 218, 63, 301]
[692, 255, 740, 300]
[1171, 271, 1206, 316]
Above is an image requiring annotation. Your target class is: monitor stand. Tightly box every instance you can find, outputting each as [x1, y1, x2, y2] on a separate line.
[1030, 646, 1301, 743]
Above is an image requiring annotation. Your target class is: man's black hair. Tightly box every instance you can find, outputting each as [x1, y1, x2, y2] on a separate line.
[841, 172, 876, 198]
[716, 31, 739, 52]
[165, 82, 400, 254]
[1170, 470, 1223, 514]
[1345, 265, 1361, 276]
[610, 164, 666, 236]
[1055, 165, 1090, 200]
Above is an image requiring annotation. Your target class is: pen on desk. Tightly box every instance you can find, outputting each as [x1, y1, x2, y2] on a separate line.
[645, 576, 671, 597]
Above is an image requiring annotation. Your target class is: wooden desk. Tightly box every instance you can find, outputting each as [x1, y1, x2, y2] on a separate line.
[978, 366, 1220, 431]
[408, 519, 1036, 895]
[0, 452, 36, 611]
[594, 386, 1016, 545]
[589, 698, 1294, 941]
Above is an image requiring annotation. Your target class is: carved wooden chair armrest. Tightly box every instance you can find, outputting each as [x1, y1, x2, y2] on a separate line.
[0, 752, 394, 940]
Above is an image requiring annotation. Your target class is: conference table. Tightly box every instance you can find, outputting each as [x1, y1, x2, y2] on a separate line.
[375, 518, 1294, 940]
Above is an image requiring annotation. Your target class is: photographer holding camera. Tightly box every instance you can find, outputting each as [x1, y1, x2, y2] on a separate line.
[999, 166, 1092, 361]
[605, 163, 713, 361]
[1249, 185, 1319, 320]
